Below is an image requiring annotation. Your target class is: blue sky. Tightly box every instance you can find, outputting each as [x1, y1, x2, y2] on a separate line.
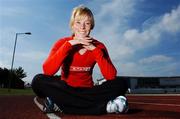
[0, 0, 180, 83]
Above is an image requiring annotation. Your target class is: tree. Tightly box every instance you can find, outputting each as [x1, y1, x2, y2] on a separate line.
[10, 67, 26, 89]
[0, 66, 26, 89]
[0, 67, 9, 88]
[13, 67, 27, 80]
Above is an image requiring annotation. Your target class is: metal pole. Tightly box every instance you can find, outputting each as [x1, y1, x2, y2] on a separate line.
[8, 33, 18, 92]
[8, 32, 31, 92]
[11, 33, 18, 71]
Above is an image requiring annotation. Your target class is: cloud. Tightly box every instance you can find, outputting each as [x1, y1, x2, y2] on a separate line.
[120, 62, 142, 76]
[92, 1, 180, 76]
[122, 5, 180, 50]
[160, 5, 180, 33]
[119, 55, 177, 76]
[0, 48, 11, 68]
[16, 51, 46, 63]
[96, 0, 135, 22]
[139, 55, 173, 64]
[0, 6, 28, 17]
[0, 60, 10, 68]
[91, 0, 136, 59]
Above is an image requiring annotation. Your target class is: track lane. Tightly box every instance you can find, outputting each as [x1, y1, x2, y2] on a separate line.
[1, 95, 180, 119]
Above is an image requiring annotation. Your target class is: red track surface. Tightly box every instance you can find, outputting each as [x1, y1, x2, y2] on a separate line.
[0, 95, 180, 119]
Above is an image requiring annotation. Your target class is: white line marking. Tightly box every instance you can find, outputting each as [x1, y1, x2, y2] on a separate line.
[34, 97, 61, 119]
[127, 94, 180, 96]
[130, 101, 180, 107]
[128, 98, 180, 101]
[46, 113, 61, 119]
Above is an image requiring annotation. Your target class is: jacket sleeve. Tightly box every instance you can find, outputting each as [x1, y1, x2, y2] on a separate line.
[92, 44, 117, 80]
[42, 39, 72, 75]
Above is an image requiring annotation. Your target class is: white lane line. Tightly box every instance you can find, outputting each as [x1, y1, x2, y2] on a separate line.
[130, 101, 180, 107]
[34, 97, 61, 119]
[129, 98, 180, 101]
[127, 94, 180, 96]
[46, 113, 61, 119]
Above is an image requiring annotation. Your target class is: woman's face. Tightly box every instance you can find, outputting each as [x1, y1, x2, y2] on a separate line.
[72, 16, 92, 38]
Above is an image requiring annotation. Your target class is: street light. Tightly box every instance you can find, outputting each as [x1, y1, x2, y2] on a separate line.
[8, 32, 32, 92]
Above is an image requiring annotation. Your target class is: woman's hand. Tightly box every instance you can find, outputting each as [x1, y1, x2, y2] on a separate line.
[82, 44, 96, 51]
[68, 36, 96, 51]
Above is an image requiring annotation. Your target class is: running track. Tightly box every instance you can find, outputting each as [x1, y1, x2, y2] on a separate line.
[0, 94, 180, 119]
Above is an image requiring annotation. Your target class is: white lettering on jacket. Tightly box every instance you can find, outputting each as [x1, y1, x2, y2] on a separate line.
[70, 66, 91, 72]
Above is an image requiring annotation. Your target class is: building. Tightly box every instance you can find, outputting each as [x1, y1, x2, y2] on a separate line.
[117, 76, 180, 94]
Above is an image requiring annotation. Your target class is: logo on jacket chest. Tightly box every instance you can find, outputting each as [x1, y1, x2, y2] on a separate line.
[70, 66, 91, 72]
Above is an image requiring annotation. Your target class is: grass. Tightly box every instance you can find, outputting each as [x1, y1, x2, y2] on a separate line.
[0, 88, 35, 96]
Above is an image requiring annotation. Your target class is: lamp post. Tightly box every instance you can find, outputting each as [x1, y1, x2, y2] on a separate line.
[8, 32, 31, 92]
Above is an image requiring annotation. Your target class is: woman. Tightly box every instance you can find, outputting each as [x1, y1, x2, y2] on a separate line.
[32, 5, 128, 115]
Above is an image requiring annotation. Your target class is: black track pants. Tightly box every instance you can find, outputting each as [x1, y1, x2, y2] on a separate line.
[31, 74, 128, 115]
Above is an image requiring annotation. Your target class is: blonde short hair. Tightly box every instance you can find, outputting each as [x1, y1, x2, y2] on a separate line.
[69, 5, 95, 30]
